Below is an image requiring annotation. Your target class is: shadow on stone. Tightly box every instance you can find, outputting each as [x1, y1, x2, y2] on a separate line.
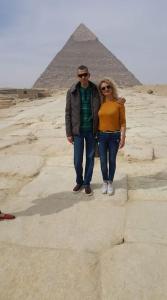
[14, 177, 126, 217]
[129, 171, 167, 190]
[14, 190, 94, 217]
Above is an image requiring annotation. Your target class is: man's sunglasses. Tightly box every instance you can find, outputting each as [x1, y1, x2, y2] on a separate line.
[101, 85, 111, 91]
[78, 73, 88, 78]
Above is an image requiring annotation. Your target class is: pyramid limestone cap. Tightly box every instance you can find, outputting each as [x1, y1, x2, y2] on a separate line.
[71, 23, 97, 41]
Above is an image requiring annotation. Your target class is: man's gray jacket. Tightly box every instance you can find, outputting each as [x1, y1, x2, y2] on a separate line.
[65, 81, 101, 137]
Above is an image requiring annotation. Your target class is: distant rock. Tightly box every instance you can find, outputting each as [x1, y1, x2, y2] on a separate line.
[147, 89, 154, 94]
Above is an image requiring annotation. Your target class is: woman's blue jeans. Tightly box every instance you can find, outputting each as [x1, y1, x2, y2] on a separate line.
[74, 131, 95, 186]
[98, 132, 120, 182]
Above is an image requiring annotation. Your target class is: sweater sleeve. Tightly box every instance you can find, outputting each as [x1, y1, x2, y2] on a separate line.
[119, 103, 126, 128]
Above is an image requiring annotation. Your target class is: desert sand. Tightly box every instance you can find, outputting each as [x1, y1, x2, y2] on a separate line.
[0, 85, 167, 299]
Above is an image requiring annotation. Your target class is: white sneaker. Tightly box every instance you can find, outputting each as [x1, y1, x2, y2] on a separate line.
[108, 182, 114, 195]
[101, 181, 108, 194]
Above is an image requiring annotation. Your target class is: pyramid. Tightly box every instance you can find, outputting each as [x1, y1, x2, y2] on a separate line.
[33, 24, 141, 89]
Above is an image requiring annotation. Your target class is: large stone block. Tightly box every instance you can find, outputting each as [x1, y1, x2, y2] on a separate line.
[0, 243, 100, 300]
[0, 167, 127, 252]
[0, 195, 126, 252]
[0, 136, 28, 150]
[128, 170, 167, 201]
[0, 155, 44, 177]
[123, 144, 154, 161]
[100, 243, 167, 300]
[125, 201, 167, 244]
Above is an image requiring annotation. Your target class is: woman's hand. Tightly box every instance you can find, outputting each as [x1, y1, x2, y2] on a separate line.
[119, 135, 126, 149]
[117, 97, 126, 104]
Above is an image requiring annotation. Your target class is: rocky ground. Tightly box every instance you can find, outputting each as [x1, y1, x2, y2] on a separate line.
[0, 86, 167, 299]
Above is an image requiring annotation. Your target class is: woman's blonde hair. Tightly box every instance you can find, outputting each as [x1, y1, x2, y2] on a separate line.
[98, 78, 118, 103]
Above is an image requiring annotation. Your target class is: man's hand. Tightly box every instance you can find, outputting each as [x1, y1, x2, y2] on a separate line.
[67, 136, 73, 144]
[117, 97, 126, 104]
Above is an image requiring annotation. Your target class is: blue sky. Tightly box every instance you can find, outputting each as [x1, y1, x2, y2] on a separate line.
[0, 0, 167, 87]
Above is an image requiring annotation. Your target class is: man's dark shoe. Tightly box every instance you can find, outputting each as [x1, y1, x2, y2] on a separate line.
[85, 185, 93, 196]
[73, 183, 82, 193]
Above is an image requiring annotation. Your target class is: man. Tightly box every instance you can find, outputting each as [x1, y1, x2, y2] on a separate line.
[0, 210, 15, 221]
[65, 65, 125, 195]
[65, 65, 100, 195]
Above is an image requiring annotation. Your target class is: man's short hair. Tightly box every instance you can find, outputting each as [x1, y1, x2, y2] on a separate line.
[77, 65, 88, 72]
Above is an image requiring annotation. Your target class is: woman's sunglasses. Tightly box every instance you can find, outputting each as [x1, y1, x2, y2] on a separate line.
[101, 85, 112, 91]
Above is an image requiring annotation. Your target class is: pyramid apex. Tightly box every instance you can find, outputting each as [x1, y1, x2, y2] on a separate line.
[71, 23, 97, 41]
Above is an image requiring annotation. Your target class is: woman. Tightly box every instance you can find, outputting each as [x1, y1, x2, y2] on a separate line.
[98, 79, 126, 195]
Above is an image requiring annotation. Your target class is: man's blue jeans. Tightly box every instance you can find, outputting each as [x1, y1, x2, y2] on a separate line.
[98, 132, 120, 182]
[74, 131, 95, 186]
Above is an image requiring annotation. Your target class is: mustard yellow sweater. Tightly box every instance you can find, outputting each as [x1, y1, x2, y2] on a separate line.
[98, 100, 126, 131]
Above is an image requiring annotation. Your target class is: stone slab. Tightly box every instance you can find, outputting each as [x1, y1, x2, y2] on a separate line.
[0, 166, 127, 252]
[123, 144, 154, 161]
[19, 166, 75, 199]
[0, 154, 44, 177]
[128, 174, 167, 201]
[0, 200, 125, 252]
[154, 144, 167, 159]
[18, 163, 127, 203]
[100, 243, 167, 300]
[0, 177, 20, 189]
[0, 137, 28, 150]
[0, 243, 100, 300]
[46, 156, 73, 167]
[125, 201, 167, 244]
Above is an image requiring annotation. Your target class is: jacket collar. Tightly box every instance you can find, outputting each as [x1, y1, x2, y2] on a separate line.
[70, 81, 97, 93]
